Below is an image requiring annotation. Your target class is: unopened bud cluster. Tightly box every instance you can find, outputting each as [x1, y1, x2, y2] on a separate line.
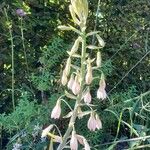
[42, 0, 107, 149]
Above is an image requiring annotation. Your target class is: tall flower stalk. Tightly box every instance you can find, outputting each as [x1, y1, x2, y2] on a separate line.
[4, 8, 15, 110]
[42, 0, 107, 149]
[20, 17, 29, 78]
[57, 28, 87, 150]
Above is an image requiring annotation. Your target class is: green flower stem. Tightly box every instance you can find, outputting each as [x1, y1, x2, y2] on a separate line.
[4, 8, 15, 110]
[20, 17, 29, 77]
[10, 28, 15, 110]
[20, 17, 34, 92]
[57, 33, 87, 150]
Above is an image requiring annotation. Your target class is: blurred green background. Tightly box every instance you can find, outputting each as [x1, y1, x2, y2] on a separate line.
[0, 0, 149, 149]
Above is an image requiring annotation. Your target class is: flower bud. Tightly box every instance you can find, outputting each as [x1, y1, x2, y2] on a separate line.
[53, 135, 62, 143]
[96, 34, 105, 47]
[58, 25, 72, 30]
[96, 51, 102, 67]
[70, 37, 81, 56]
[70, 131, 78, 150]
[70, 0, 88, 26]
[85, 64, 93, 85]
[79, 0, 88, 26]
[68, 74, 75, 90]
[47, 133, 62, 143]
[41, 125, 53, 138]
[72, 76, 81, 95]
[83, 88, 92, 104]
[69, 5, 80, 25]
[61, 70, 68, 86]
[71, 0, 80, 18]
[77, 107, 84, 119]
[51, 100, 61, 119]
[65, 57, 71, 76]
[82, 0, 89, 20]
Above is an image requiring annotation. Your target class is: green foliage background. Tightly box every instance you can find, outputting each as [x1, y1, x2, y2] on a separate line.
[0, 0, 149, 149]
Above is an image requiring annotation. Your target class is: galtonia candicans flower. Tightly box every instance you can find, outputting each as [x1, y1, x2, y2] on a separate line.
[87, 113, 102, 131]
[76, 134, 91, 150]
[83, 138, 91, 150]
[76, 134, 84, 145]
[51, 100, 61, 119]
[83, 88, 92, 104]
[97, 75, 107, 100]
[87, 113, 97, 131]
[61, 70, 68, 86]
[72, 76, 80, 95]
[97, 87, 107, 100]
[41, 125, 53, 138]
[70, 131, 78, 150]
[68, 74, 75, 90]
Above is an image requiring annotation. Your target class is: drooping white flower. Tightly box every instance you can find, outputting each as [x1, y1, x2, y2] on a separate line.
[97, 87, 107, 100]
[83, 89, 92, 104]
[70, 131, 78, 150]
[87, 113, 102, 131]
[68, 74, 75, 90]
[51, 100, 61, 119]
[87, 113, 97, 131]
[72, 76, 80, 95]
[76, 134, 84, 145]
[97, 74, 107, 100]
[76, 134, 91, 150]
[83, 138, 91, 150]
